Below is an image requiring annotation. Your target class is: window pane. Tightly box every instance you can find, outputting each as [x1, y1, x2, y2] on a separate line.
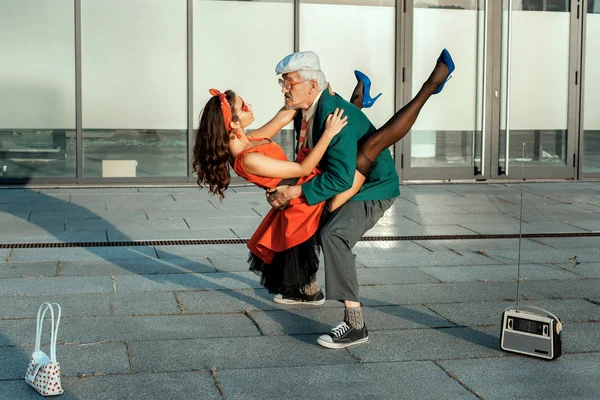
[582, 1, 600, 172]
[193, 0, 294, 161]
[0, 0, 76, 179]
[81, 0, 188, 178]
[299, 1, 395, 157]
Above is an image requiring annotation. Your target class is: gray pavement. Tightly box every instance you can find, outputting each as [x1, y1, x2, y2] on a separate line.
[0, 182, 599, 399]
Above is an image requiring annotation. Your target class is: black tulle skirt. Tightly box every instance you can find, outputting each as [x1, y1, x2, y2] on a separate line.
[248, 234, 320, 295]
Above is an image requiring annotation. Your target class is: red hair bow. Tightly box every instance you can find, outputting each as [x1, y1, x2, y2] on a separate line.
[209, 89, 232, 131]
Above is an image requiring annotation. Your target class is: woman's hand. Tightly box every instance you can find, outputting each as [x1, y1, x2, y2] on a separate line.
[323, 108, 348, 138]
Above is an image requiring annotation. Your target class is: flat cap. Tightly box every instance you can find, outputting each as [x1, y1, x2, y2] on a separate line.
[275, 51, 321, 74]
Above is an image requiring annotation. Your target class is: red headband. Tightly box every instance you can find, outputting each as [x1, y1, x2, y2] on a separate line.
[209, 89, 232, 131]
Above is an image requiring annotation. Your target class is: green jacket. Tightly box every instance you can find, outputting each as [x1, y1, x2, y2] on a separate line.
[299, 90, 400, 206]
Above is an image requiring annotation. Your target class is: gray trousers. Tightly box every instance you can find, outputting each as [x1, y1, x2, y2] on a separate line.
[319, 198, 395, 302]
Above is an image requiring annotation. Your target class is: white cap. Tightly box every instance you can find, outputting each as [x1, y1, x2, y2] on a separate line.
[275, 51, 321, 74]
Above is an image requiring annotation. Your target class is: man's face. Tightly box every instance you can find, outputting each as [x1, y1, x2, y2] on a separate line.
[280, 72, 312, 110]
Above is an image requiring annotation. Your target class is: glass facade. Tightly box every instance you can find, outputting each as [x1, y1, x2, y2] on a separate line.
[0, 0, 599, 183]
[0, 0, 76, 179]
[583, 0, 600, 173]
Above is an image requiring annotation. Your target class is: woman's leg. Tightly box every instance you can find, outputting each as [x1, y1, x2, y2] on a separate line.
[329, 53, 453, 211]
[349, 80, 364, 109]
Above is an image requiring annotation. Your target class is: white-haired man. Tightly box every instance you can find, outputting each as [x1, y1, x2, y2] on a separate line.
[266, 51, 400, 348]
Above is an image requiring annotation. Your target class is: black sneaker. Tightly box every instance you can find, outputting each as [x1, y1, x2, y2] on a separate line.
[273, 289, 325, 305]
[317, 322, 369, 349]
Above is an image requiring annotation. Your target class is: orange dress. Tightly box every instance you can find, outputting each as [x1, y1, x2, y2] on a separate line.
[233, 138, 325, 265]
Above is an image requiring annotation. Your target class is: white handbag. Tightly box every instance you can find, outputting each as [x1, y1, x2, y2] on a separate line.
[25, 302, 64, 396]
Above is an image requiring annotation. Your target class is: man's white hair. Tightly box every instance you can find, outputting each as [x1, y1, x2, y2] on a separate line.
[298, 69, 327, 92]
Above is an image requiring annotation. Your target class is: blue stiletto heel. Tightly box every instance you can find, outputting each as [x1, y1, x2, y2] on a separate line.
[354, 70, 382, 108]
[433, 48, 455, 95]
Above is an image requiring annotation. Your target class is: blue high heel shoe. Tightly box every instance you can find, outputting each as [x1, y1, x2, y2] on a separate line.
[433, 48, 455, 95]
[354, 70, 382, 108]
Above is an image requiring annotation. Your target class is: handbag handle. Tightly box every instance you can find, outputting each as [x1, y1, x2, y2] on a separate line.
[35, 302, 61, 362]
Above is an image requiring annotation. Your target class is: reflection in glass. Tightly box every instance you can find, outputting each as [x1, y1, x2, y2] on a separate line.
[82, 130, 187, 178]
[499, 0, 569, 174]
[410, 1, 483, 169]
[194, 0, 294, 165]
[300, 0, 395, 156]
[0, 0, 76, 179]
[0, 130, 75, 178]
[81, 0, 188, 178]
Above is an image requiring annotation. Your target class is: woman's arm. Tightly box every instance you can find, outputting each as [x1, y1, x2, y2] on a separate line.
[242, 108, 347, 179]
[247, 107, 297, 140]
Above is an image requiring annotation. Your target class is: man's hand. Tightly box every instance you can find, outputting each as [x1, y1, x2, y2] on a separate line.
[266, 185, 302, 210]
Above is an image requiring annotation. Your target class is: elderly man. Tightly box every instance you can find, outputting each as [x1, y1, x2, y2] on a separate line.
[267, 51, 400, 349]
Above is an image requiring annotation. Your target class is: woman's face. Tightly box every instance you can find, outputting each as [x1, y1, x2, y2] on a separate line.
[234, 96, 254, 128]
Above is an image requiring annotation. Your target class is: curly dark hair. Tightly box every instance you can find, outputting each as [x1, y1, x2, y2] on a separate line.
[192, 90, 239, 200]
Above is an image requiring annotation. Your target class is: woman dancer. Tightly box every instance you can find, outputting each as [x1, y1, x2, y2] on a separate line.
[193, 49, 455, 297]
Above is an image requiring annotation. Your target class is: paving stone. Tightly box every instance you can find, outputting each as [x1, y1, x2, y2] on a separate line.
[107, 228, 239, 241]
[364, 222, 477, 237]
[407, 214, 519, 226]
[565, 263, 600, 278]
[0, 292, 180, 318]
[59, 257, 215, 276]
[521, 279, 600, 300]
[359, 281, 518, 306]
[461, 222, 588, 235]
[0, 276, 113, 296]
[0, 230, 108, 244]
[347, 326, 502, 362]
[216, 361, 477, 400]
[1, 314, 259, 345]
[67, 218, 190, 232]
[251, 304, 455, 336]
[414, 238, 548, 252]
[522, 211, 600, 223]
[353, 240, 431, 253]
[356, 251, 501, 268]
[29, 209, 147, 222]
[0, 211, 30, 221]
[0, 342, 129, 379]
[70, 194, 175, 204]
[485, 248, 600, 265]
[40, 188, 139, 195]
[177, 288, 343, 314]
[564, 321, 600, 353]
[145, 208, 223, 219]
[439, 353, 600, 400]
[568, 220, 600, 231]
[532, 237, 600, 249]
[426, 299, 600, 326]
[387, 204, 470, 215]
[177, 208, 262, 219]
[453, 203, 587, 214]
[155, 244, 249, 259]
[0, 261, 57, 278]
[208, 256, 251, 272]
[10, 246, 157, 262]
[357, 267, 439, 284]
[114, 272, 261, 293]
[418, 264, 578, 283]
[0, 249, 10, 261]
[56, 371, 222, 400]
[128, 335, 357, 372]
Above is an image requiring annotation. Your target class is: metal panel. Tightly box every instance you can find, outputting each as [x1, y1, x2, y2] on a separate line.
[75, 0, 83, 183]
[187, 0, 194, 184]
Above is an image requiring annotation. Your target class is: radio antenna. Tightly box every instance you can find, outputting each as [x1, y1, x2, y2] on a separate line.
[515, 143, 525, 311]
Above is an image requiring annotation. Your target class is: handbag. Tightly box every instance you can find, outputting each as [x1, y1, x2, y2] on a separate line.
[25, 302, 64, 396]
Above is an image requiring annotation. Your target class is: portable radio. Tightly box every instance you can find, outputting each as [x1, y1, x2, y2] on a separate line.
[498, 144, 562, 360]
[500, 307, 562, 360]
